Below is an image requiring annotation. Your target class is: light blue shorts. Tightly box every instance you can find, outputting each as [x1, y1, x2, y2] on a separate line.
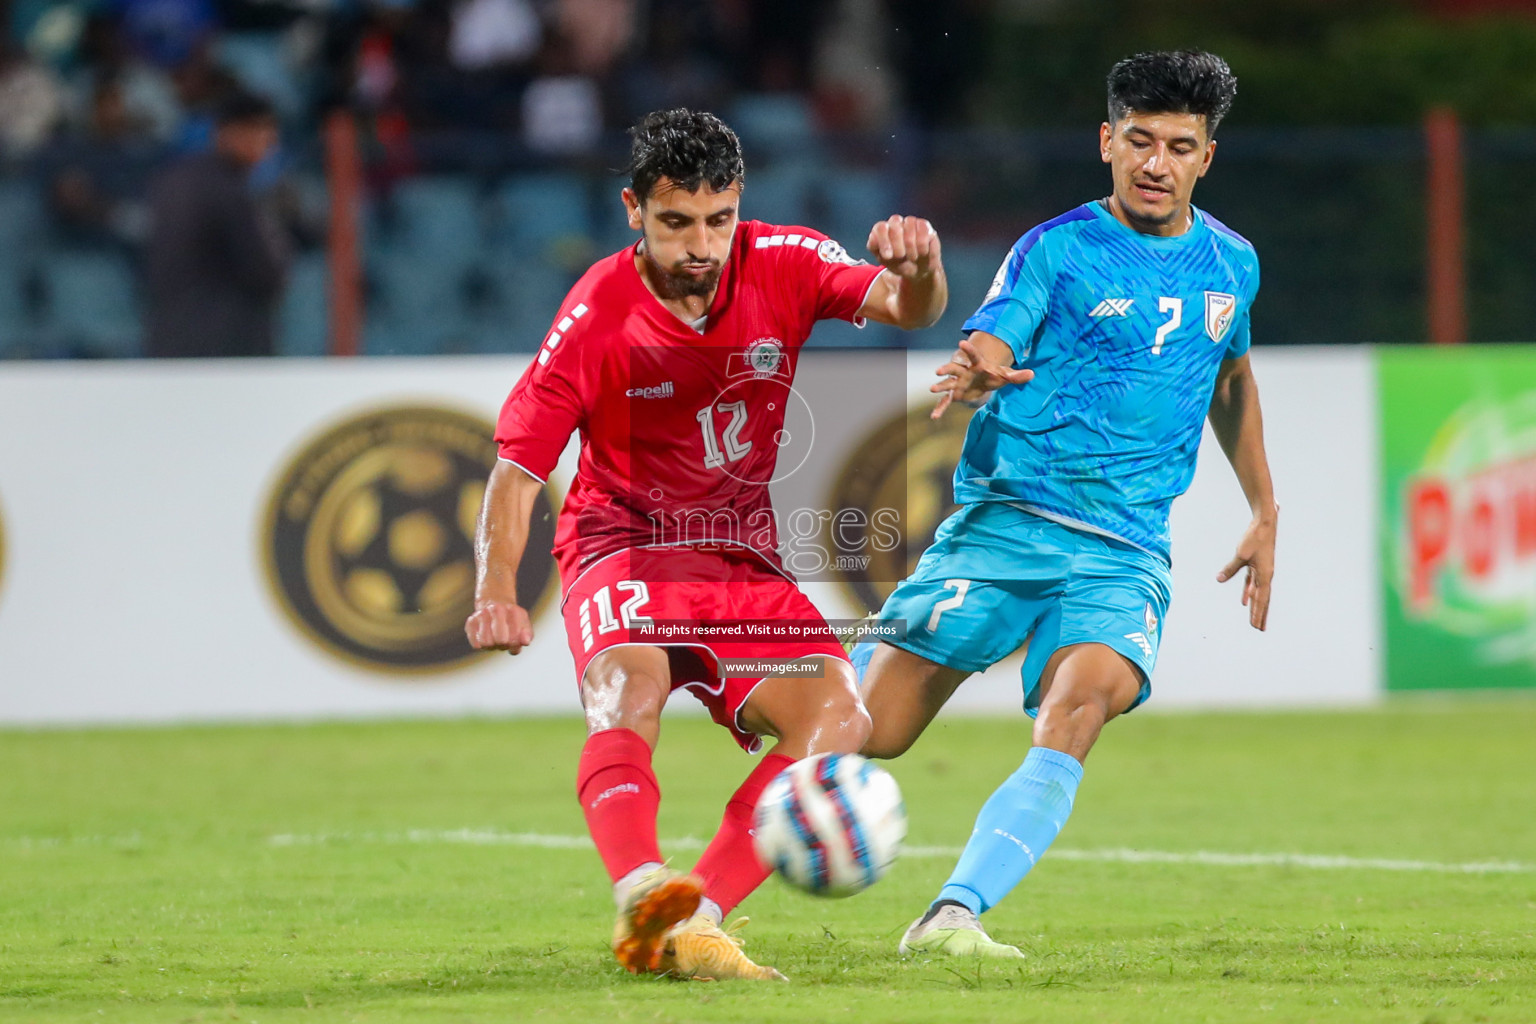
[876, 503, 1172, 716]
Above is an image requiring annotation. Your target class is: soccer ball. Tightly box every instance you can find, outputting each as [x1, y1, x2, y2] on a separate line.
[752, 752, 906, 898]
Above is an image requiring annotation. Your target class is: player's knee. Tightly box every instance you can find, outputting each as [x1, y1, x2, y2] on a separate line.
[803, 685, 872, 753]
[827, 690, 874, 751]
[1040, 645, 1141, 716]
[580, 665, 669, 734]
[859, 725, 914, 761]
[847, 701, 874, 751]
[1037, 677, 1124, 737]
[1041, 673, 1107, 715]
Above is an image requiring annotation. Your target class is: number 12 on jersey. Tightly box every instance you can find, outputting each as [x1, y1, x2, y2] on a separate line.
[697, 401, 752, 469]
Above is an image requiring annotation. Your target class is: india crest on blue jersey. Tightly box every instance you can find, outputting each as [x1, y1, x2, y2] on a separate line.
[1205, 291, 1238, 344]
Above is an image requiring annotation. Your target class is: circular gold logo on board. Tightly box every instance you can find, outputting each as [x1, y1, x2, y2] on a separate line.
[264, 405, 558, 672]
[825, 403, 975, 614]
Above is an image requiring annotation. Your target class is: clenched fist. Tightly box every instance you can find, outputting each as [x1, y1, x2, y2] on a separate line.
[868, 215, 941, 280]
[465, 600, 534, 654]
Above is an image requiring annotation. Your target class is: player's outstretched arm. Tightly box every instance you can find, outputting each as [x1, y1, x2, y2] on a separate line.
[929, 332, 1035, 420]
[858, 215, 948, 329]
[465, 460, 542, 654]
[1207, 354, 1279, 631]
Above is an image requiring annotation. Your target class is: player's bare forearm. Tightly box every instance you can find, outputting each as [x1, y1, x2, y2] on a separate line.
[884, 264, 948, 329]
[1208, 354, 1278, 630]
[466, 460, 542, 651]
[1208, 355, 1277, 522]
[860, 215, 947, 329]
[473, 460, 542, 600]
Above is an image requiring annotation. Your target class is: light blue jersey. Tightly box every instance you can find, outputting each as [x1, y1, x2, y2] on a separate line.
[858, 199, 1261, 708]
[957, 200, 1260, 563]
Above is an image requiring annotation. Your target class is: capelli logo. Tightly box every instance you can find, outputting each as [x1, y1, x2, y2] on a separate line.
[626, 382, 675, 399]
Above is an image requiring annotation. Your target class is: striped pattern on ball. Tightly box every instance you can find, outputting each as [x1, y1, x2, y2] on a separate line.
[751, 752, 906, 898]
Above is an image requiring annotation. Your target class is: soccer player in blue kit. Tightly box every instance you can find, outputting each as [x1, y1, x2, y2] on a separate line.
[850, 51, 1280, 957]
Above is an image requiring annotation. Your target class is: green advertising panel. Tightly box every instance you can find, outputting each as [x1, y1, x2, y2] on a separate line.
[1379, 347, 1536, 692]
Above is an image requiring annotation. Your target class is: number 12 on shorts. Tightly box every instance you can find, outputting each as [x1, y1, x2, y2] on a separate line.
[927, 579, 970, 632]
[578, 580, 654, 651]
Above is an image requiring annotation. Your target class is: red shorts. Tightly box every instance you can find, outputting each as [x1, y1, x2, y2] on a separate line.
[561, 547, 849, 753]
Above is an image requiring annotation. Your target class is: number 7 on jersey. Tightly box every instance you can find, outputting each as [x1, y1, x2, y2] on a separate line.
[1152, 297, 1182, 356]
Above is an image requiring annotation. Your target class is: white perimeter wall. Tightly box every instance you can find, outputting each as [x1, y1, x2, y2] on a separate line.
[0, 347, 1378, 725]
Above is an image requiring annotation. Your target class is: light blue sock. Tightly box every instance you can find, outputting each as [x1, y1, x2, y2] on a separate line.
[848, 639, 876, 686]
[936, 746, 1084, 915]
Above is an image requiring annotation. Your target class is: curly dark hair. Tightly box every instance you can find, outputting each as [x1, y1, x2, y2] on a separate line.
[626, 108, 745, 203]
[1107, 51, 1237, 135]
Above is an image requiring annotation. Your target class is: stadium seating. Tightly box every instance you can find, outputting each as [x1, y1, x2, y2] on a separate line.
[927, 243, 1007, 346]
[0, 158, 942, 359]
[0, 181, 48, 357]
[377, 177, 488, 268]
[818, 170, 900, 251]
[42, 250, 141, 358]
[730, 94, 822, 165]
[365, 250, 464, 356]
[740, 166, 813, 228]
[217, 33, 306, 122]
[496, 174, 593, 247]
[462, 259, 578, 354]
[279, 253, 329, 357]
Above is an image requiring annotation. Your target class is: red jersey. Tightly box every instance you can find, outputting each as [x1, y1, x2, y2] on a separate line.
[496, 220, 886, 596]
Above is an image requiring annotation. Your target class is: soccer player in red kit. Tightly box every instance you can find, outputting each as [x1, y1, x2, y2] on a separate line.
[466, 108, 946, 981]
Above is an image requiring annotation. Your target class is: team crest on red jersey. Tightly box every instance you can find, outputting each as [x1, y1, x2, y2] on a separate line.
[1205, 291, 1238, 344]
[734, 337, 787, 379]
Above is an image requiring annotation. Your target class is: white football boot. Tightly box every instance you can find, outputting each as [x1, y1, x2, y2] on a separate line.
[898, 902, 1026, 959]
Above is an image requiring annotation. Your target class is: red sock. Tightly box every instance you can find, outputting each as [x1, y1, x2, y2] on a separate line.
[693, 753, 794, 917]
[576, 728, 663, 883]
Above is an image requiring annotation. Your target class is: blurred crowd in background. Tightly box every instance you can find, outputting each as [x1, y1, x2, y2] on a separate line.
[2, 0, 1536, 358]
[0, 0, 968, 170]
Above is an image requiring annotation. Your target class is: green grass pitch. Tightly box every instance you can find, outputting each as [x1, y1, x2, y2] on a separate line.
[2, 700, 1534, 1023]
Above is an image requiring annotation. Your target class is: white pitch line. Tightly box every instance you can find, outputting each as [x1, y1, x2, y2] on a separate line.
[0, 833, 144, 850]
[263, 830, 1536, 875]
[1043, 847, 1536, 874]
[267, 829, 644, 850]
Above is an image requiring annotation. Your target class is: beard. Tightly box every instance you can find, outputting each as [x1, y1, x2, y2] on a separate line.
[640, 239, 723, 299]
[1130, 204, 1178, 226]
[1120, 185, 1188, 231]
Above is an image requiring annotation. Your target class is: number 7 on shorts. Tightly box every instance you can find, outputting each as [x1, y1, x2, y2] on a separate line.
[927, 579, 971, 632]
